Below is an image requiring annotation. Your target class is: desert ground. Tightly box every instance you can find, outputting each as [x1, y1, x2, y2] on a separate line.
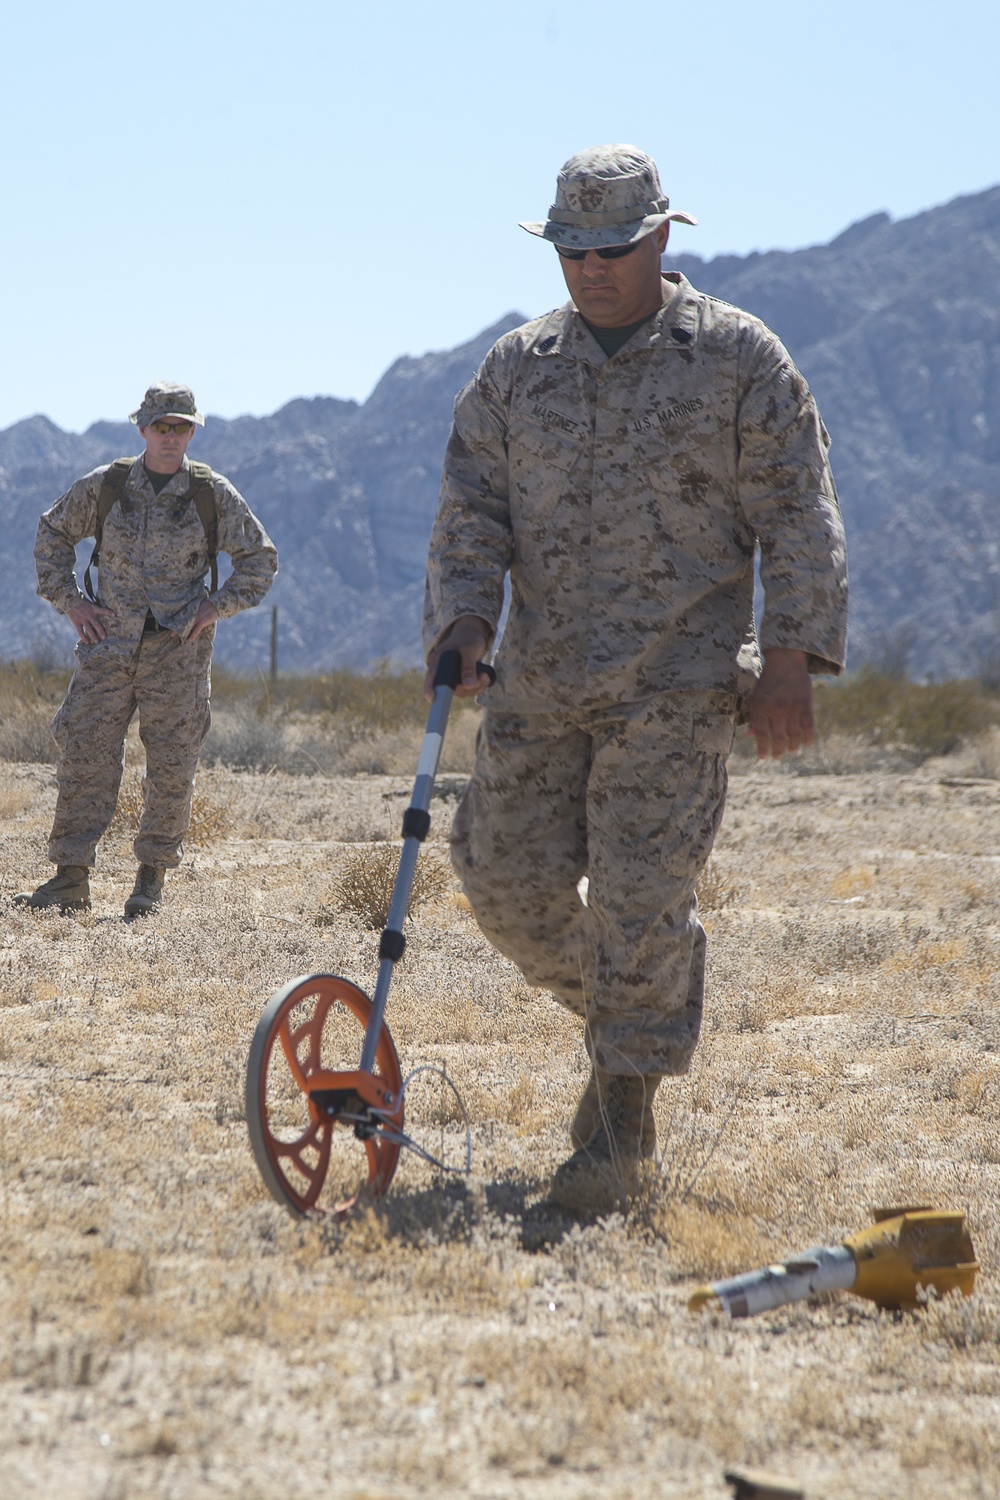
[1, 691, 999, 1499]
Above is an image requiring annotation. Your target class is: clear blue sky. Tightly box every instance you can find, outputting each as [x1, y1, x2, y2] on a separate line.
[3, 0, 998, 432]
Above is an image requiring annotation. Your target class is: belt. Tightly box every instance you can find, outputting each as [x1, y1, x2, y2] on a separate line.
[142, 611, 165, 634]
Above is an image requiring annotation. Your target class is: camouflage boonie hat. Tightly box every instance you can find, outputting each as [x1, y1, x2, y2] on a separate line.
[520, 144, 697, 250]
[129, 381, 205, 427]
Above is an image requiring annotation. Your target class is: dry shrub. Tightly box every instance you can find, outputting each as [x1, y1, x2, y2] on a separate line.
[630, 1069, 749, 1250]
[729, 992, 770, 1032]
[0, 660, 67, 762]
[0, 705, 58, 764]
[106, 769, 232, 843]
[965, 727, 1000, 778]
[206, 663, 482, 777]
[883, 937, 966, 974]
[202, 704, 289, 772]
[0, 658, 69, 707]
[505, 1073, 538, 1126]
[814, 670, 999, 758]
[784, 1373, 885, 1445]
[188, 791, 233, 844]
[696, 858, 738, 911]
[321, 843, 451, 929]
[335, 724, 425, 776]
[895, 680, 997, 757]
[647, 1197, 774, 1279]
[0, 784, 35, 821]
[105, 773, 143, 836]
[220, 661, 428, 731]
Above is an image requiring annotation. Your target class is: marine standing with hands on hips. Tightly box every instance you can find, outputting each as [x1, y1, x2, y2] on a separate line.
[424, 145, 849, 1214]
[16, 382, 277, 921]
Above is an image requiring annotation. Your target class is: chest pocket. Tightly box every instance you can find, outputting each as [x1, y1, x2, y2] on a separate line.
[509, 415, 588, 475]
[170, 495, 200, 527]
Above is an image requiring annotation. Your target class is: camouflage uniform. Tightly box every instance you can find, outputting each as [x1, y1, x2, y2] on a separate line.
[425, 272, 848, 1075]
[35, 454, 277, 869]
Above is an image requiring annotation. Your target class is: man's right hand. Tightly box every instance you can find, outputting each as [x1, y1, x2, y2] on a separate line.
[66, 601, 116, 643]
[424, 615, 492, 702]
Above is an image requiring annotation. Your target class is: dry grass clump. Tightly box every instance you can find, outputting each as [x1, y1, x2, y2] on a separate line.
[0, 704, 58, 764]
[319, 842, 452, 928]
[0, 661, 66, 763]
[201, 703, 290, 772]
[106, 768, 233, 843]
[696, 857, 738, 911]
[0, 657, 70, 707]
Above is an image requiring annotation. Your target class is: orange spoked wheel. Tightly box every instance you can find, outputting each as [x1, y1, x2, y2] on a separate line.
[245, 973, 403, 1218]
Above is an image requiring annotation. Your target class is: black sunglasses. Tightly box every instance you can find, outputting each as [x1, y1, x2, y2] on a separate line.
[554, 241, 639, 261]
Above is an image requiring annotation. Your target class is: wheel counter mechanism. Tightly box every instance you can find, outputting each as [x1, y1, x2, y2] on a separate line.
[245, 650, 493, 1218]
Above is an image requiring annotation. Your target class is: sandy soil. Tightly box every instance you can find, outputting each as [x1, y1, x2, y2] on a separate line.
[1, 748, 999, 1499]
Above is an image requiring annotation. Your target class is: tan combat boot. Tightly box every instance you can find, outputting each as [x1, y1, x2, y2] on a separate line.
[570, 1065, 658, 1153]
[124, 864, 166, 920]
[13, 865, 91, 912]
[551, 1072, 662, 1217]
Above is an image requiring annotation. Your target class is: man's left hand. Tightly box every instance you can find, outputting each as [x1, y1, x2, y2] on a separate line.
[747, 648, 814, 759]
[184, 600, 221, 643]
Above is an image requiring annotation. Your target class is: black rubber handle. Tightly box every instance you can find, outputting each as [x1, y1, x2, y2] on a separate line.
[433, 650, 496, 691]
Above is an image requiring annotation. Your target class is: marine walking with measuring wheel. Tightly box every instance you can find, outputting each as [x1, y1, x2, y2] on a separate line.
[424, 145, 850, 1214]
[15, 381, 277, 920]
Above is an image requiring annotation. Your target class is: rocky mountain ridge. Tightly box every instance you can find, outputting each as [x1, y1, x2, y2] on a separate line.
[2, 184, 998, 680]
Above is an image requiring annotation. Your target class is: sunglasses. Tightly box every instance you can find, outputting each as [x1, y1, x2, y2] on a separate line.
[554, 241, 639, 261]
[149, 419, 195, 435]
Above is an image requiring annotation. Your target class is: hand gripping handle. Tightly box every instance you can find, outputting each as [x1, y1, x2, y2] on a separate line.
[433, 650, 497, 692]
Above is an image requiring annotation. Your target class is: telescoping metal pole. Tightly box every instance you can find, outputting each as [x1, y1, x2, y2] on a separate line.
[358, 650, 493, 1075]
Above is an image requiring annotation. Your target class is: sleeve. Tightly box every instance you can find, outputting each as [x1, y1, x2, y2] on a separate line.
[34, 468, 105, 615]
[422, 347, 516, 658]
[210, 479, 278, 619]
[735, 326, 849, 674]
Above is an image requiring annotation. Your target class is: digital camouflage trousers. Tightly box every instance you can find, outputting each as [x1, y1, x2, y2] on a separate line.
[450, 691, 736, 1075]
[48, 628, 213, 870]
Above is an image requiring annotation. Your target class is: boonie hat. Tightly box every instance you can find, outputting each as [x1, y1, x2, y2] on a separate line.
[520, 144, 697, 250]
[129, 381, 205, 427]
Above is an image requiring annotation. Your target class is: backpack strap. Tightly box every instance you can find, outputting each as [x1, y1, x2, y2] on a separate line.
[187, 461, 219, 594]
[84, 458, 133, 602]
[82, 458, 219, 602]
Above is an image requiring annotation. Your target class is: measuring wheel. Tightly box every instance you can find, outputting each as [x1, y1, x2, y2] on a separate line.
[246, 973, 403, 1218]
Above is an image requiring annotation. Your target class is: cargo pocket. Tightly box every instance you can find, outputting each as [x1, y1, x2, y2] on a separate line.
[659, 709, 735, 881]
